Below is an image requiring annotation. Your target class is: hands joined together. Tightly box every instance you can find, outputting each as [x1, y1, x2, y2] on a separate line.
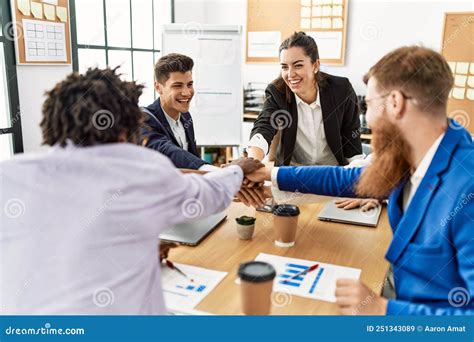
[227, 157, 271, 208]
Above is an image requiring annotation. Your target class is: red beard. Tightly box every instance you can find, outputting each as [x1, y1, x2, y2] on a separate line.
[355, 118, 412, 199]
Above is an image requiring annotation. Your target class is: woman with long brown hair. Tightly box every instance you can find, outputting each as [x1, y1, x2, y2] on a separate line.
[248, 32, 363, 167]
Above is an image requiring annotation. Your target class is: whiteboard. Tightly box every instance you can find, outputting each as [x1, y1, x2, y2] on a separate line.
[162, 24, 242, 146]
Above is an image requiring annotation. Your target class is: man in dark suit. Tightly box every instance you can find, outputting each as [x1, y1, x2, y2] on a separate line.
[142, 53, 216, 171]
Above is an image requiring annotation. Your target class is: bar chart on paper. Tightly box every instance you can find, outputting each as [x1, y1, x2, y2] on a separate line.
[255, 253, 361, 303]
[161, 263, 227, 310]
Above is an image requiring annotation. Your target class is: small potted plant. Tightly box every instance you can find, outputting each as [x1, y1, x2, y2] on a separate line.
[235, 216, 256, 240]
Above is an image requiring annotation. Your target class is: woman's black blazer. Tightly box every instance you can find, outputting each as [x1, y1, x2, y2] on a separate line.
[250, 72, 362, 166]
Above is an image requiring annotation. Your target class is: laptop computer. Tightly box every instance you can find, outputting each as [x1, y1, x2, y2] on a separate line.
[317, 200, 381, 227]
[159, 212, 227, 246]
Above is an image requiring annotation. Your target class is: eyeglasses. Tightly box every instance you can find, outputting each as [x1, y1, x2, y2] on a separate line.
[365, 91, 413, 104]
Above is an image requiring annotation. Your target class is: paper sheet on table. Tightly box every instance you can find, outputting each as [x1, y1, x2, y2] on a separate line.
[161, 263, 227, 310]
[248, 31, 280, 58]
[253, 253, 361, 303]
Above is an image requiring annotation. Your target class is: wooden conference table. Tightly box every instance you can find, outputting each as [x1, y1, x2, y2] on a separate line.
[171, 196, 393, 315]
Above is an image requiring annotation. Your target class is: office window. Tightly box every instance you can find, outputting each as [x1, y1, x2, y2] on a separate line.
[0, 1, 23, 160]
[70, 0, 174, 106]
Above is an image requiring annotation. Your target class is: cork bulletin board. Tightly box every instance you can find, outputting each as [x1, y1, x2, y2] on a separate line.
[10, 0, 71, 65]
[441, 12, 474, 134]
[246, 0, 348, 65]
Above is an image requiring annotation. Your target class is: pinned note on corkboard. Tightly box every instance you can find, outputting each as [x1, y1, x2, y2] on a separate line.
[441, 12, 474, 134]
[10, 0, 71, 65]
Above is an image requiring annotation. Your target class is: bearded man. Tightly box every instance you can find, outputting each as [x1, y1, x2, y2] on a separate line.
[246, 46, 474, 315]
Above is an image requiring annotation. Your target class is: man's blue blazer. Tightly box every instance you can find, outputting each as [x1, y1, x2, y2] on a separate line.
[277, 120, 474, 315]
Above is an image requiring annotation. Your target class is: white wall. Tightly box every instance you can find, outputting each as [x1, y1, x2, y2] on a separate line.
[17, 65, 72, 152]
[174, 0, 207, 23]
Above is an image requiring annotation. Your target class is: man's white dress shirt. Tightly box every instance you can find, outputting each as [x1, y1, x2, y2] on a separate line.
[249, 91, 363, 165]
[249, 91, 338, 166]
[163, 109, 219, 172]
[402, 132, 445, 211]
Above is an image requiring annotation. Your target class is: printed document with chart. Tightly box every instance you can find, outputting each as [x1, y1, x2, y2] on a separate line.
[255, 253, 361, 303]
[161, 263, 227, 310]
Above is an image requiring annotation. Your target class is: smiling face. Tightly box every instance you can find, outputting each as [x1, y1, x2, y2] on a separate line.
[155, 71, 194, 116]
[280, 46, 319, 99]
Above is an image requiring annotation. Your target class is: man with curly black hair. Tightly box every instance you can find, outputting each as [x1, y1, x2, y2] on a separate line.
[0, 67, 264, 314]
[40, 67, 144, 147]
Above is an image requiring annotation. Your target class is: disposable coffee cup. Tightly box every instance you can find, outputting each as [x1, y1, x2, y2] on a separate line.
[238, 261, 276, 315]
[272, 204, 300, 247]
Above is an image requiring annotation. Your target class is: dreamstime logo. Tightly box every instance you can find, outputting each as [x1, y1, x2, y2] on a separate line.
[92, 110, 115, 130]
[449, 110, 470, 130]
[448, 287, 470, 308]
[359, 21, 380, 41]
[92, 287, 114, 308]
[182, 22, 203, 40]
[271, 287, 292, 307]
[181, 198, 203, 219]
[440, 192, 473, 227]
[4, 198, 25, 219]
[4, 21, 23, 41]
[351, 127, 363, 139]
[270, 110, 292, 131]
